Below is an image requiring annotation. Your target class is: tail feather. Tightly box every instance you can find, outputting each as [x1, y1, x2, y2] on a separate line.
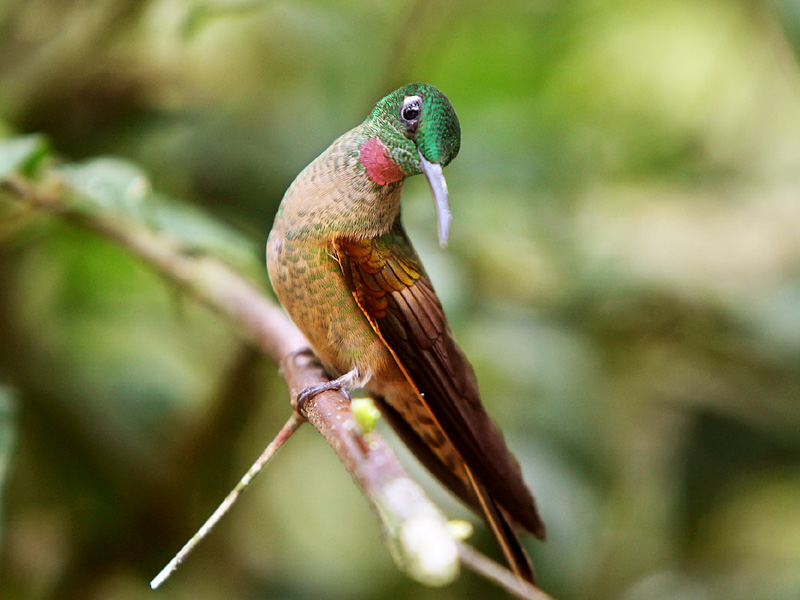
[374, 395, 537, 582]
[465, 465, 536, 583]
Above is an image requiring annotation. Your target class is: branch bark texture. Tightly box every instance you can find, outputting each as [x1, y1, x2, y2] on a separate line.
[1, 170, 554, 600]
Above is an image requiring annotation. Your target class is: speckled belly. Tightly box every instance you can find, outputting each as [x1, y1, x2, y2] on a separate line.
[266, 231, 395, 380]
[267, 231, 466, 482]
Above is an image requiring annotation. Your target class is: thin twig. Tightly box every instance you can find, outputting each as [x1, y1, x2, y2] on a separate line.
[280, 349, 461, 586]
[151, 412, 305, 589]
[458, 543, 555, 600]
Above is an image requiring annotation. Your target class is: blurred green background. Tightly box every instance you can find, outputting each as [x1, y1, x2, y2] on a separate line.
[1, 1, 800, 599]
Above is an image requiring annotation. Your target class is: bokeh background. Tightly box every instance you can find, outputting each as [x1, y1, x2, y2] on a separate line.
[1, 1, 800, 599]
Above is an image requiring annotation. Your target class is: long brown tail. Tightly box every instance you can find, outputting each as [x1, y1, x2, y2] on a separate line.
[374, 395, 537, 583]
[465, 465, 535, 583]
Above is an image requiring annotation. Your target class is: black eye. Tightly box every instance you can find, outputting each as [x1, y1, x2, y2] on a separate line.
[402, 104, 420, 121]
[400, 96, 422, 132]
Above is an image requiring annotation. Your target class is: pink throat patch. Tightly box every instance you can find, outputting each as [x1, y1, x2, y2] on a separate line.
[360, 137, 406, 185]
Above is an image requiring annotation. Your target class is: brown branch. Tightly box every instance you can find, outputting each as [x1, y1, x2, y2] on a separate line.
[2, 172, 551, 599]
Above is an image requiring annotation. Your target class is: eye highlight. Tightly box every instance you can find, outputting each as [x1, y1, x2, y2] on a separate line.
[400, 95, 422, 132]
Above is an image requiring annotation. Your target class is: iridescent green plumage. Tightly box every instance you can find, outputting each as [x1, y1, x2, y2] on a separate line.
[267, 84, 544, 582]
[368, 83, 461, 168]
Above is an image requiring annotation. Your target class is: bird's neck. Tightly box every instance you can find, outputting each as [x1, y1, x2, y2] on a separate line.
[274, 125, 405, 243]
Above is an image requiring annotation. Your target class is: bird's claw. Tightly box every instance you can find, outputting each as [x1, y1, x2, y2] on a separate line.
[295, 380, 352, 415]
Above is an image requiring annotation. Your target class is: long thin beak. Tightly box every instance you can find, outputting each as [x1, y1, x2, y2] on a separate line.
[418, 150, 451, 247]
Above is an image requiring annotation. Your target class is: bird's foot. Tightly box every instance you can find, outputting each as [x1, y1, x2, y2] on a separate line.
[296, 380, 352, 411]
[295, 368, 363, 415]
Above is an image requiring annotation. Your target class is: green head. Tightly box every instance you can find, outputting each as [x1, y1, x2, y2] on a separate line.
[368, 82, 461, 168]
[362, 83, 461, 246]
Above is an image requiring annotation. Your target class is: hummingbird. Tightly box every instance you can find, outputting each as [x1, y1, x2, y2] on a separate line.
[266, 83, 545, 582]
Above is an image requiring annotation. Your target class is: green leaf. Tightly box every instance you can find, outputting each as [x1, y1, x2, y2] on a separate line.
[0, 385, 17, 546]
[0, 134, 50, 181]
[147, 194, 262, 273]
[57, 157, 152, 219]
[56, 157, 262, 273]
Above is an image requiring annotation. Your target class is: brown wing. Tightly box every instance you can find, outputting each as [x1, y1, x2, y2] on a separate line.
[333, 220, 546, 543]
